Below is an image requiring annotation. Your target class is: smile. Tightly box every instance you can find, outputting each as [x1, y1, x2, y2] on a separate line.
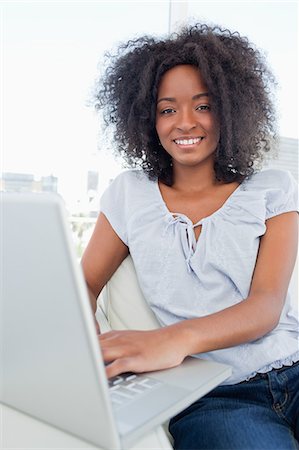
[174, 137, 204, 145]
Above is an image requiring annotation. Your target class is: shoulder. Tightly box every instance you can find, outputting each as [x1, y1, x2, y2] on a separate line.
[245, 169, 298, 219]
[100, 169, 157, 211]
[108, 169, 151, 190]
[246, 168, 297, 191]
[99, 170, 153, 244]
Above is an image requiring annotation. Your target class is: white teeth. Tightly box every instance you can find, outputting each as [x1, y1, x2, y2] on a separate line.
[174, 137, 203, 145]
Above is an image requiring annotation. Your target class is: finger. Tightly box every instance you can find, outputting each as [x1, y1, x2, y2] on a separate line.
[100, 339, 125, 355]
[105, 357, 141, 379]
[101, 345, 127, 363]
[99, 332, 137, 350]
[100, 335, 139, 363]
[99, 330, 133, 343]
[99, 330, 119, 341]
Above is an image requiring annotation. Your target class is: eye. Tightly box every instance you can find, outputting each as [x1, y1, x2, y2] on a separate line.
[196, 104, 211, 111]
[160, 108, 176, 115]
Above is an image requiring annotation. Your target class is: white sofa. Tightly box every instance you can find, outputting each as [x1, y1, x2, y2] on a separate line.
[97, 255, 160, 332]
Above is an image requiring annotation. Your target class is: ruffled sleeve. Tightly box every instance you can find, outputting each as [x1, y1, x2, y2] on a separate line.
[99, 171, 129, 245]
[263, 169, 299, 220]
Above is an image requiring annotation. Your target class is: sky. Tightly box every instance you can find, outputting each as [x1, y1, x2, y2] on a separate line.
[1, 0, 298, 206]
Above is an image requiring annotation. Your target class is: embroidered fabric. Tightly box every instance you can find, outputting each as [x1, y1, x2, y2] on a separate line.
[246, 351, 299, 380]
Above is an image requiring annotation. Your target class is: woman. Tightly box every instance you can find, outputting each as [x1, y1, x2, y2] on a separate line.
[82, 24, 298, 449]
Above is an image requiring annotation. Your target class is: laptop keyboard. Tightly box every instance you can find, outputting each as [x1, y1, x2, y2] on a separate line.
[108, 372, 162, 408]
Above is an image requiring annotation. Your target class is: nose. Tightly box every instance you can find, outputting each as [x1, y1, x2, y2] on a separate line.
[176, 108, 197, 132]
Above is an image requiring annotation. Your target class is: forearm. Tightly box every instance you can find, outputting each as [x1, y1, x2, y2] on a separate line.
[99, 292, 284, 378]
[170, 292, 283, 357]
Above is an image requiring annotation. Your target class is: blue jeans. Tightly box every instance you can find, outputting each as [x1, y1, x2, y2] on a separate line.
[169, 361, 299, 450]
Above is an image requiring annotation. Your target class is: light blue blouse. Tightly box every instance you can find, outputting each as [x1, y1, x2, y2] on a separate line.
[100, 168, 299, 384]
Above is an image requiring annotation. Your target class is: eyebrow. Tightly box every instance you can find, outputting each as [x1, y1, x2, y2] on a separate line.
[157, 92, 209, 104]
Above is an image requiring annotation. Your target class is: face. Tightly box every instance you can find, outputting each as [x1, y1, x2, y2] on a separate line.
[155, 65, 220, 171]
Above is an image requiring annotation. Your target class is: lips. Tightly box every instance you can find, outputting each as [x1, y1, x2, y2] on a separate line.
[174, 137, 204, 145]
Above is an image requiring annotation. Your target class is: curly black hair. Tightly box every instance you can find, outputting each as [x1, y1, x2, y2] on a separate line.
[94, 23, 277, 185]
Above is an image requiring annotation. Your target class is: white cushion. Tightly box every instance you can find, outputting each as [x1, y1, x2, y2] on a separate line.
[97, 255, 160, 331]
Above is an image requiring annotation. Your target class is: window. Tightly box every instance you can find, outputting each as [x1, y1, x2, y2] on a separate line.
[2, 1, 169, 254]
[2, 1, 297, 255]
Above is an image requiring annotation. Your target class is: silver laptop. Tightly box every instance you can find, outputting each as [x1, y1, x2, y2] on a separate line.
[1, 192, 231, 449]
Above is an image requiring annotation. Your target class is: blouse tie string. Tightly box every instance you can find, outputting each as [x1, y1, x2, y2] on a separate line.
[166, 214, 198, 273]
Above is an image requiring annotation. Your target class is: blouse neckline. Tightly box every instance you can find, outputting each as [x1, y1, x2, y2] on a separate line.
[155, 178, 246, 226]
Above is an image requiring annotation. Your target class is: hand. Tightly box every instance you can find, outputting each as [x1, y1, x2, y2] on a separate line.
[99, 326, 188, 378]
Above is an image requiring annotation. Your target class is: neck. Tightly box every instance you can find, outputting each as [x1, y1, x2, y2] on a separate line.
[172, 162, 219, 193]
